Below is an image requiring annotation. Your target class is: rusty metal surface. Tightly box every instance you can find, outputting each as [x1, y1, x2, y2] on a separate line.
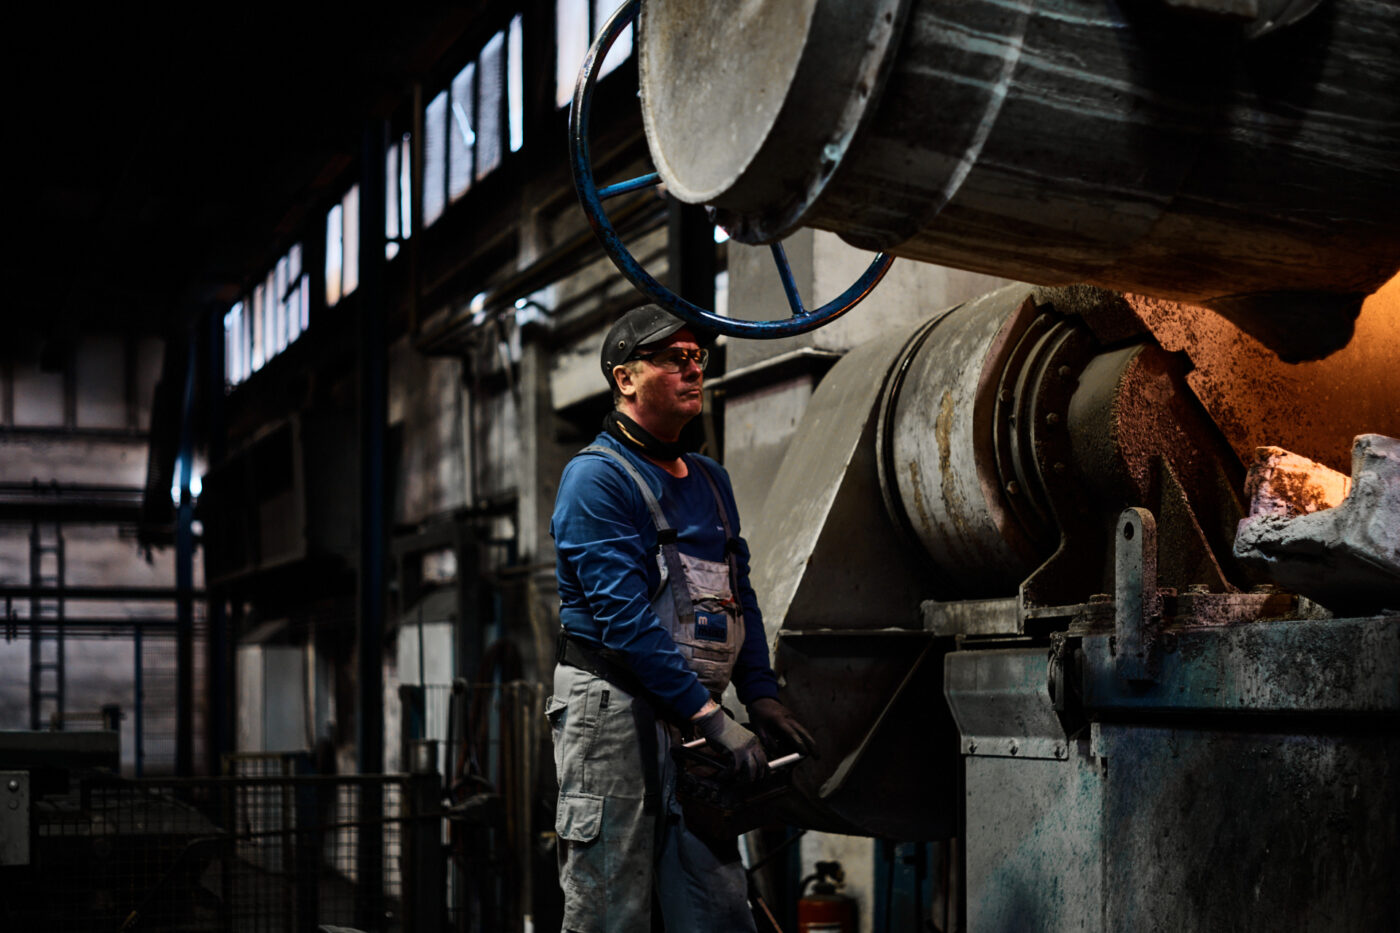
[866, 282, 1255, 609]
[988, 311, 1095, 558]
[964, 716, 1400, 932]
[1113, 508, 1160, 683]
[964, 750, 1105, 932]
[958, 600, 1400, 930]
[1097, 723, 1400, 932]
[751, 280, 1264, 623]
[1081, 614, 1400, 714]
[877, 285, 1043, 597]
[1064, 340, 1248, 597]
[870, 282, 1253, 611]
[1128, 278, 1400, 474]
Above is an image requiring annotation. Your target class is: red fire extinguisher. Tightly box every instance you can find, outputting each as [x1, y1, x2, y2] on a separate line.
[797, 860, 857, 933]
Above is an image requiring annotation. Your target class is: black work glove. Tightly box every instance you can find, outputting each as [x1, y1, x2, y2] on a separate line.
[694, 705, 768, 782]
[747, 697, 818, 759]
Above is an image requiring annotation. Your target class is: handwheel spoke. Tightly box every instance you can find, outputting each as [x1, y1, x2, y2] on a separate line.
[769, 242, 808, 317]
[598, 172, 661, 201]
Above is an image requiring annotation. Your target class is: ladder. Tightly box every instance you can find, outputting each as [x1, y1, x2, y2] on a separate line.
[29, 519, 65, 730]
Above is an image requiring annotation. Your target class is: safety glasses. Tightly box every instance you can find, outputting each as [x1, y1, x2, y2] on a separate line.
[633, 347, 709, 373]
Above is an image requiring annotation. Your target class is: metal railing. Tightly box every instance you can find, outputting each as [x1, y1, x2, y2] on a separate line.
[10, 766, 445, 933]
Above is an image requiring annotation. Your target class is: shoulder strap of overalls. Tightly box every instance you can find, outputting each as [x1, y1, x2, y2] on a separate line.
[687, 457, 743, 612]
[575, 444, 674, 814]
[580, 445, 694, 626]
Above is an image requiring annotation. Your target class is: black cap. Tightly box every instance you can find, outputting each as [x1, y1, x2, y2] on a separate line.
[600, 304, 713, 386]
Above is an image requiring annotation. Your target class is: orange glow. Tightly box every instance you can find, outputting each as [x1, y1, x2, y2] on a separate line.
[1244, 446, 1351, 519]
[1129, 270, 1400, 473]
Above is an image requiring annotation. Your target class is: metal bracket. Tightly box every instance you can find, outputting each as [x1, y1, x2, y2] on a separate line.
[945, 648, 1070, 760]
[1115, 508, 1161, 683]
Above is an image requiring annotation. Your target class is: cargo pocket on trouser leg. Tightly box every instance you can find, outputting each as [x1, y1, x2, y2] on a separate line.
[556, 792, 654, 933]
[556, 792, 603, 844]
[556, 788, 657, 930]
[552, 667, 658, 932]
[556, 792, 605, 913]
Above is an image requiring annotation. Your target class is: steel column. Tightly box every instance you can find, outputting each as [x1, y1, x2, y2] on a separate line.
[404, 740, 445, 932]
[134, 623, 144, 777]
[355, 118, 389, 931]
[175, 328, 197, 777]
[205, 307, 232, 775]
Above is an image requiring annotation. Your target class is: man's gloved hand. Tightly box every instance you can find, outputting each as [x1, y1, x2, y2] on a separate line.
[694, 705, 768, 781]
[747, 697, 818, 759]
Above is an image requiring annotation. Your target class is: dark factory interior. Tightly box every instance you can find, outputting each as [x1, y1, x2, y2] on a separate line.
[2, 2, 1398, 931]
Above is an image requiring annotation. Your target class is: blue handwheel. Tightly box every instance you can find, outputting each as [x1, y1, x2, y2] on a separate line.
[569, 0, 895, 339]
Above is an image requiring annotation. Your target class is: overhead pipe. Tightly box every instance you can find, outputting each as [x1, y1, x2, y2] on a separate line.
[638, 0, 1400, 360]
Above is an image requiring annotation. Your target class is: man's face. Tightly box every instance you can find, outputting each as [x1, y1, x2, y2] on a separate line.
[613, 328, 704, 437]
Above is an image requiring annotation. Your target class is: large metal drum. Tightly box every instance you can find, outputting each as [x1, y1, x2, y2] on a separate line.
[639, 0, 1400, 359]
[874, 287, 1048, 598]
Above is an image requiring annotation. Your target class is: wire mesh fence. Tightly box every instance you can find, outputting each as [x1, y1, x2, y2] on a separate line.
[0, 620, 208, 777]
[9, 768, 443, 933]
[441, 681, 545, 933]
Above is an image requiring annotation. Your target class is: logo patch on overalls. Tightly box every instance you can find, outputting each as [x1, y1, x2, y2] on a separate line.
[694, 609, 728, 642]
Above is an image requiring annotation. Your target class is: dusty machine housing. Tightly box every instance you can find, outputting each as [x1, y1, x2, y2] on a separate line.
[632, 0, 1400, 927]
[739, 282, 1398, 929]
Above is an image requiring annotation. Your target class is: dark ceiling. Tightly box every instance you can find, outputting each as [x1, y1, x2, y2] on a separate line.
[9, 6, 476, 339]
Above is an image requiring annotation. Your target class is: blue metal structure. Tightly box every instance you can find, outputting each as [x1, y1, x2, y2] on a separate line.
[175, 328, 197, 777]
[569, 0, 894, 339]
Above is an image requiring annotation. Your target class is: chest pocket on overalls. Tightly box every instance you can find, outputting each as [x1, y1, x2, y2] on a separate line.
[653, 551, 744, 694]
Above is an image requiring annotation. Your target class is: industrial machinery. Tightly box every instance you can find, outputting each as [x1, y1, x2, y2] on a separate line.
[633, 0, 1400, 361]
[749, 283, 1399, 929]
[572, 0, 1400, 928]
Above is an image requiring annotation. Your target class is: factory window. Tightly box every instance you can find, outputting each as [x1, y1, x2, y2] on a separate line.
[226, 242, 309, 387]
[424, 90, 448, 225]
[509, 15, 524, 152]
[556, 0, 632, 109]
[286, 244, 309, 342]
[251, 283, 266, 372]
[386, 132, 412, 260]
[341, 186, 360, 296]
[325, 186, 360, 306]
[224, 301, 247, 385]
[449, 65, 476, 200]
[325, 203, 344, 307]
[423, 15, 526, 226]
[477, 31, 505, 180]
[269, 266, 284, 357]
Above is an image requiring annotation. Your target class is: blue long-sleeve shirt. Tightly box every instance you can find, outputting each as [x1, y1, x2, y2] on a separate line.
[550, 432, 780, 719]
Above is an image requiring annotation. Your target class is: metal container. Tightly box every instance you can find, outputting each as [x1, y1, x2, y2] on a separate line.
[639, 0, 1400, 359]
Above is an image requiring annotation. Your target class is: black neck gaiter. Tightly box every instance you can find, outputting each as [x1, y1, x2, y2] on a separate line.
[603, 411, 688, 461]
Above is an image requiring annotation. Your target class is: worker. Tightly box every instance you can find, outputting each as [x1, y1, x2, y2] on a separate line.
[547, 304, 817, 932]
